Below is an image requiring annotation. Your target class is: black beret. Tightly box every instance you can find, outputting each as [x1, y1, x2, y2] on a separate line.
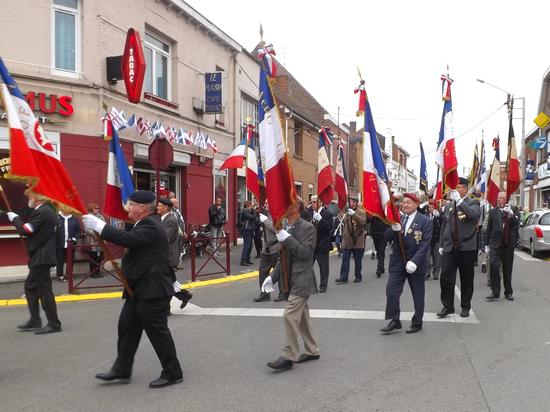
[158, 197, 173, 207]
[129, 190, 156, 204]
[458, 177, 469, 186]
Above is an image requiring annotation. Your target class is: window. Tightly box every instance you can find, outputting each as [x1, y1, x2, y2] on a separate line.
[52, 0, 80, 76]
[144, 33, 171, 100]
[214, 172, 227, 212]
[294, 122, 303, 157]
[295, 181, 302, 197]
[308, 184, 314, 199]
[241, 93, 259, 147]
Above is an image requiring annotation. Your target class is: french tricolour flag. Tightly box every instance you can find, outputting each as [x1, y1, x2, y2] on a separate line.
[0, 57, 86, 214]
[435, 75, 459, 190]
[246, 136, 260, 202]
[219, 137, 246, 170]
[317, 128, 334, 205]
[486, 136, 501, 207]
[103, 122, 135, 220]
[258, 67, 297, 223]
[335, 143, 348, 209]
[363, 98, 399, 224]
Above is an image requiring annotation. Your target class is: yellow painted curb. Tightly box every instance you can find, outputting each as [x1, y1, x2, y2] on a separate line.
[0, 270, 259, 308]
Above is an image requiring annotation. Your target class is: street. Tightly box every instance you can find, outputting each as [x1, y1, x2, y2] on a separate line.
[1, 245, 550, 411]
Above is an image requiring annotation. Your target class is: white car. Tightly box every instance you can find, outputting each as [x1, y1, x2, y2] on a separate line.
[519, 209, 550, 257]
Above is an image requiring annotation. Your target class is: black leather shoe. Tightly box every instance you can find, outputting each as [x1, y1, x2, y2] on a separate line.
[376, 270, 383, 278]
[149, 375, 183, 388]
[319, 287, 327, 293]
[253, 292, 271, 302]
[433, 275, 439, 280]
[174, 290, 193, 309]
[481, 264, 487, 273]
[436, 308, 454, 318]
[380, 320, 402, 333]
[486, 293, 499, 301]
[371, 253, 375, 260]
[17, 320, 42, 331]
[34, 325, 62, 335]
[505, 294, 514, 301]
[460, 308, 470, 317]
[240, 262, 251, 266]
[95, 370, 131, 383]
[353, 277, 362, 283]
[296, 353, 320, 363]
[425, 274, 431, 280]
[406, 325, 422, 334]
[246, 260, 253, 265]
[267, 356, 293, 371]
[334, 278, 348, 284]
[274, 295, 286, 302]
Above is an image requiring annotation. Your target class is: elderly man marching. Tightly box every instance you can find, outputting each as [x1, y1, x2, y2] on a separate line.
[380, 193, 432, 334]
[261, 198, 319, 372]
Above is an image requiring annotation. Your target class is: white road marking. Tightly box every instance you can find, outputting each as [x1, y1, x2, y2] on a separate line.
[514, 250, 540, 262]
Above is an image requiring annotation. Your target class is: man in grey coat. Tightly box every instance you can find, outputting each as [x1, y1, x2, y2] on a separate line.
[437, 177, 481, 318]
[157, 198, 180, 269]
[261, 199, 319, 372]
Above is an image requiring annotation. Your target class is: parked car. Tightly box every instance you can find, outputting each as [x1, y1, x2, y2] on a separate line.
[518, 209, 550, 257]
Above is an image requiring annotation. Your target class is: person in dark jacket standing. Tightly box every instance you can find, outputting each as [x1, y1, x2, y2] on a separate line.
[82, 190, 183, 388]
[208, 197, 226, 255]
[313, 198, 333, 293]
[55, 210, 81, 282]
[240, 201, 257, 266]
[485, 191, 520, 301]
[426, 200, 442, 280]
[6, 192, 62, 334]
[370, 215, 389, 277]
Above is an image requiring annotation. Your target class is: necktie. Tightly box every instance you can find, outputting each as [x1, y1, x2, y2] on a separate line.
[402, 216, 408, 233]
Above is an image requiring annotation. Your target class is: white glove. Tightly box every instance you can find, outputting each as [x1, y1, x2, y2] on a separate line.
[259, 213, 268, 223]
[484, 245, 490, 253]
[504, 205, 513, 215]
[347, 208, 355, 216]
[420, 201, 429, 209]
[405, 261, 417, 274]
[7, 212, 18, 222]
[449, 190, 461, 202]
[276, 229, 291, 242]
[82, 214, 106, 234]
[438, 247, 444, 255]
[433, 210, 439, 217]
[313, 212, 322, 222]
[261, 276, 274, 293]
[391, 223, 402, 231]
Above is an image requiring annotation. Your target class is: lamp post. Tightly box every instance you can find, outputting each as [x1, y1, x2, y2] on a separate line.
[476, 79, 526, 207]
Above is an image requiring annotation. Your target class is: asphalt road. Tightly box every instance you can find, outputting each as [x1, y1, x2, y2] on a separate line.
[1, 245, 550, 412]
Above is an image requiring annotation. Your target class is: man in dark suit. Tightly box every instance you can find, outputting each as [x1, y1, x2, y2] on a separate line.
[6, 192, 62, 334]
[82, 191, 183, 389]
[485, 191, 520, 301]
[55, 211, 82, 282]
[380, 193, 433, 334]
[261, 198, 319, 372]
[157, 197, 180, 269]
[437, 178, 481, 318]
[370, 216, 389, 277]
[313, 199, 333, 293]
[426, 200, 442, 280]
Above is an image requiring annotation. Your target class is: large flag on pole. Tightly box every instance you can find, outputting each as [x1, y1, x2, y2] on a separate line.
[219, 136, 247, 170]
[435, 73, 459, 190]
[475, 139, 487, 196]
[419, 140, 428, 196]
[258, 64, 297, 223]
[317, 128, 334, 205]
[335, 143, 348, 209]
[246, 124, 260, 202]
[468, 143, 480, 192]
[103, 120, 135, 220]
[362, 93, 399, 224]
[506, 107, 521, 201]
[0, 57, 86, 214]
[486, 136, 501, 206]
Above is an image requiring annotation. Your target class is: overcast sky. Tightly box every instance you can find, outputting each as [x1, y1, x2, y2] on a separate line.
[187, 0, 550, 186]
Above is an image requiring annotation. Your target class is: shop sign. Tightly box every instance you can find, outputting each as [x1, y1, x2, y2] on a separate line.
[121, 28, 146, 104]
[204, 72, 222, 113]
[525, 159, 535, 185]
[0, 91, 73, 123]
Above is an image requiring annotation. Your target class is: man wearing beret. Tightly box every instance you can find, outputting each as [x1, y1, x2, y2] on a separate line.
[437, 178, 481, 318]
[82, 190, 184, 388]
[380, 193, 432, 334]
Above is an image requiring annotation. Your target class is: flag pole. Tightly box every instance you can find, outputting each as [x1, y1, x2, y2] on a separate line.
[94, 234, 134, 298]
[0, 182, 27, 252]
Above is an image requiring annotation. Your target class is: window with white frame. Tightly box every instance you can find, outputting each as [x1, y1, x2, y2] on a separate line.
[52, 0, 80, 76]
[241, 93, 259, 147]
[144, 33, 171, 100]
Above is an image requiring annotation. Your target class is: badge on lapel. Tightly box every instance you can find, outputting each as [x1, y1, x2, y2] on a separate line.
[413, 230, 423, 244]
[458, 211, 466, 221]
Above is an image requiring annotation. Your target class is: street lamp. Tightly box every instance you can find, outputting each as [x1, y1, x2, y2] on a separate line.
[476, 78, 526, 207]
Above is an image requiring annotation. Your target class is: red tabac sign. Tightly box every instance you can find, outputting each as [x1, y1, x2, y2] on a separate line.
[121, 28, 146, 104]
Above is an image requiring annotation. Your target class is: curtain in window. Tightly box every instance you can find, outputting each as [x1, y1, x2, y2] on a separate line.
[55, 10, 75, 71]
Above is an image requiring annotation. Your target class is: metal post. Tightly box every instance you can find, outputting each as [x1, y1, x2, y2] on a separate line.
[225, 231, 231, 276]
[519, 96, 526, 208]
[191, 236, 196, 281]
[67, 242, 74, 293]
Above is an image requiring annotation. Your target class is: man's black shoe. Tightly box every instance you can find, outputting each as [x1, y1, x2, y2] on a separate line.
[505, 294, 515, 301]
[425, 274, 431, 280]
[433, 275, 439, 280]
[376, 270, 383, 278]
[246, 260, 253, 265]
[481, 264, 487, 273]
[474, 261, 478, 266]
[17, 320, 42, 331]
[460, 308, 470, 317]
[406, 325, 422, 334]
[267, 356, 293, 371]
[34, 325, 61, 335]
[486, 293, 499, 301]
[174, 290, 193, 309]
[253, 292, 271, 302]
[319, 287, 327, 293]
[255, 254, 261, 258]
[371, 252, 375, 260]
[353, 277, 362, 283]
[274, 294, 286, 302]
[296, 353, 320, 363]
[240, 262, 251, 266]
[334, 278, 348, 284]
[380, 320, 402, 333]
[95, 370, 131, 383]
[149, 375, 183, 388]
[436, 308, 454, 318]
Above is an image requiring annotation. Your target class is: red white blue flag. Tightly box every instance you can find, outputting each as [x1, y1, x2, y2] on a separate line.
[246, 125, 260, 202]
[335, 143, 348, 209]
[257, 44, 277, 78]
[317, 128, 334, 205]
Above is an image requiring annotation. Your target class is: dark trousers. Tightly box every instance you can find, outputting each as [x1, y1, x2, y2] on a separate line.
[253, 229, 263, 256]
[56, 246, 74, 278]
[489, 247, 514, 296]
[440, 250, 476, 310]
[314, 252, 330, 289]
[339, 248, 364, 281]
[241, 229, 254, 263]
[258, 252, 282, 294]
[372, 235, 387, 273]
[385, 269, 425, 326]
[112, 297, 182, 379]
[430, 242, 441, 276]
[25, 265, 61, 328]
